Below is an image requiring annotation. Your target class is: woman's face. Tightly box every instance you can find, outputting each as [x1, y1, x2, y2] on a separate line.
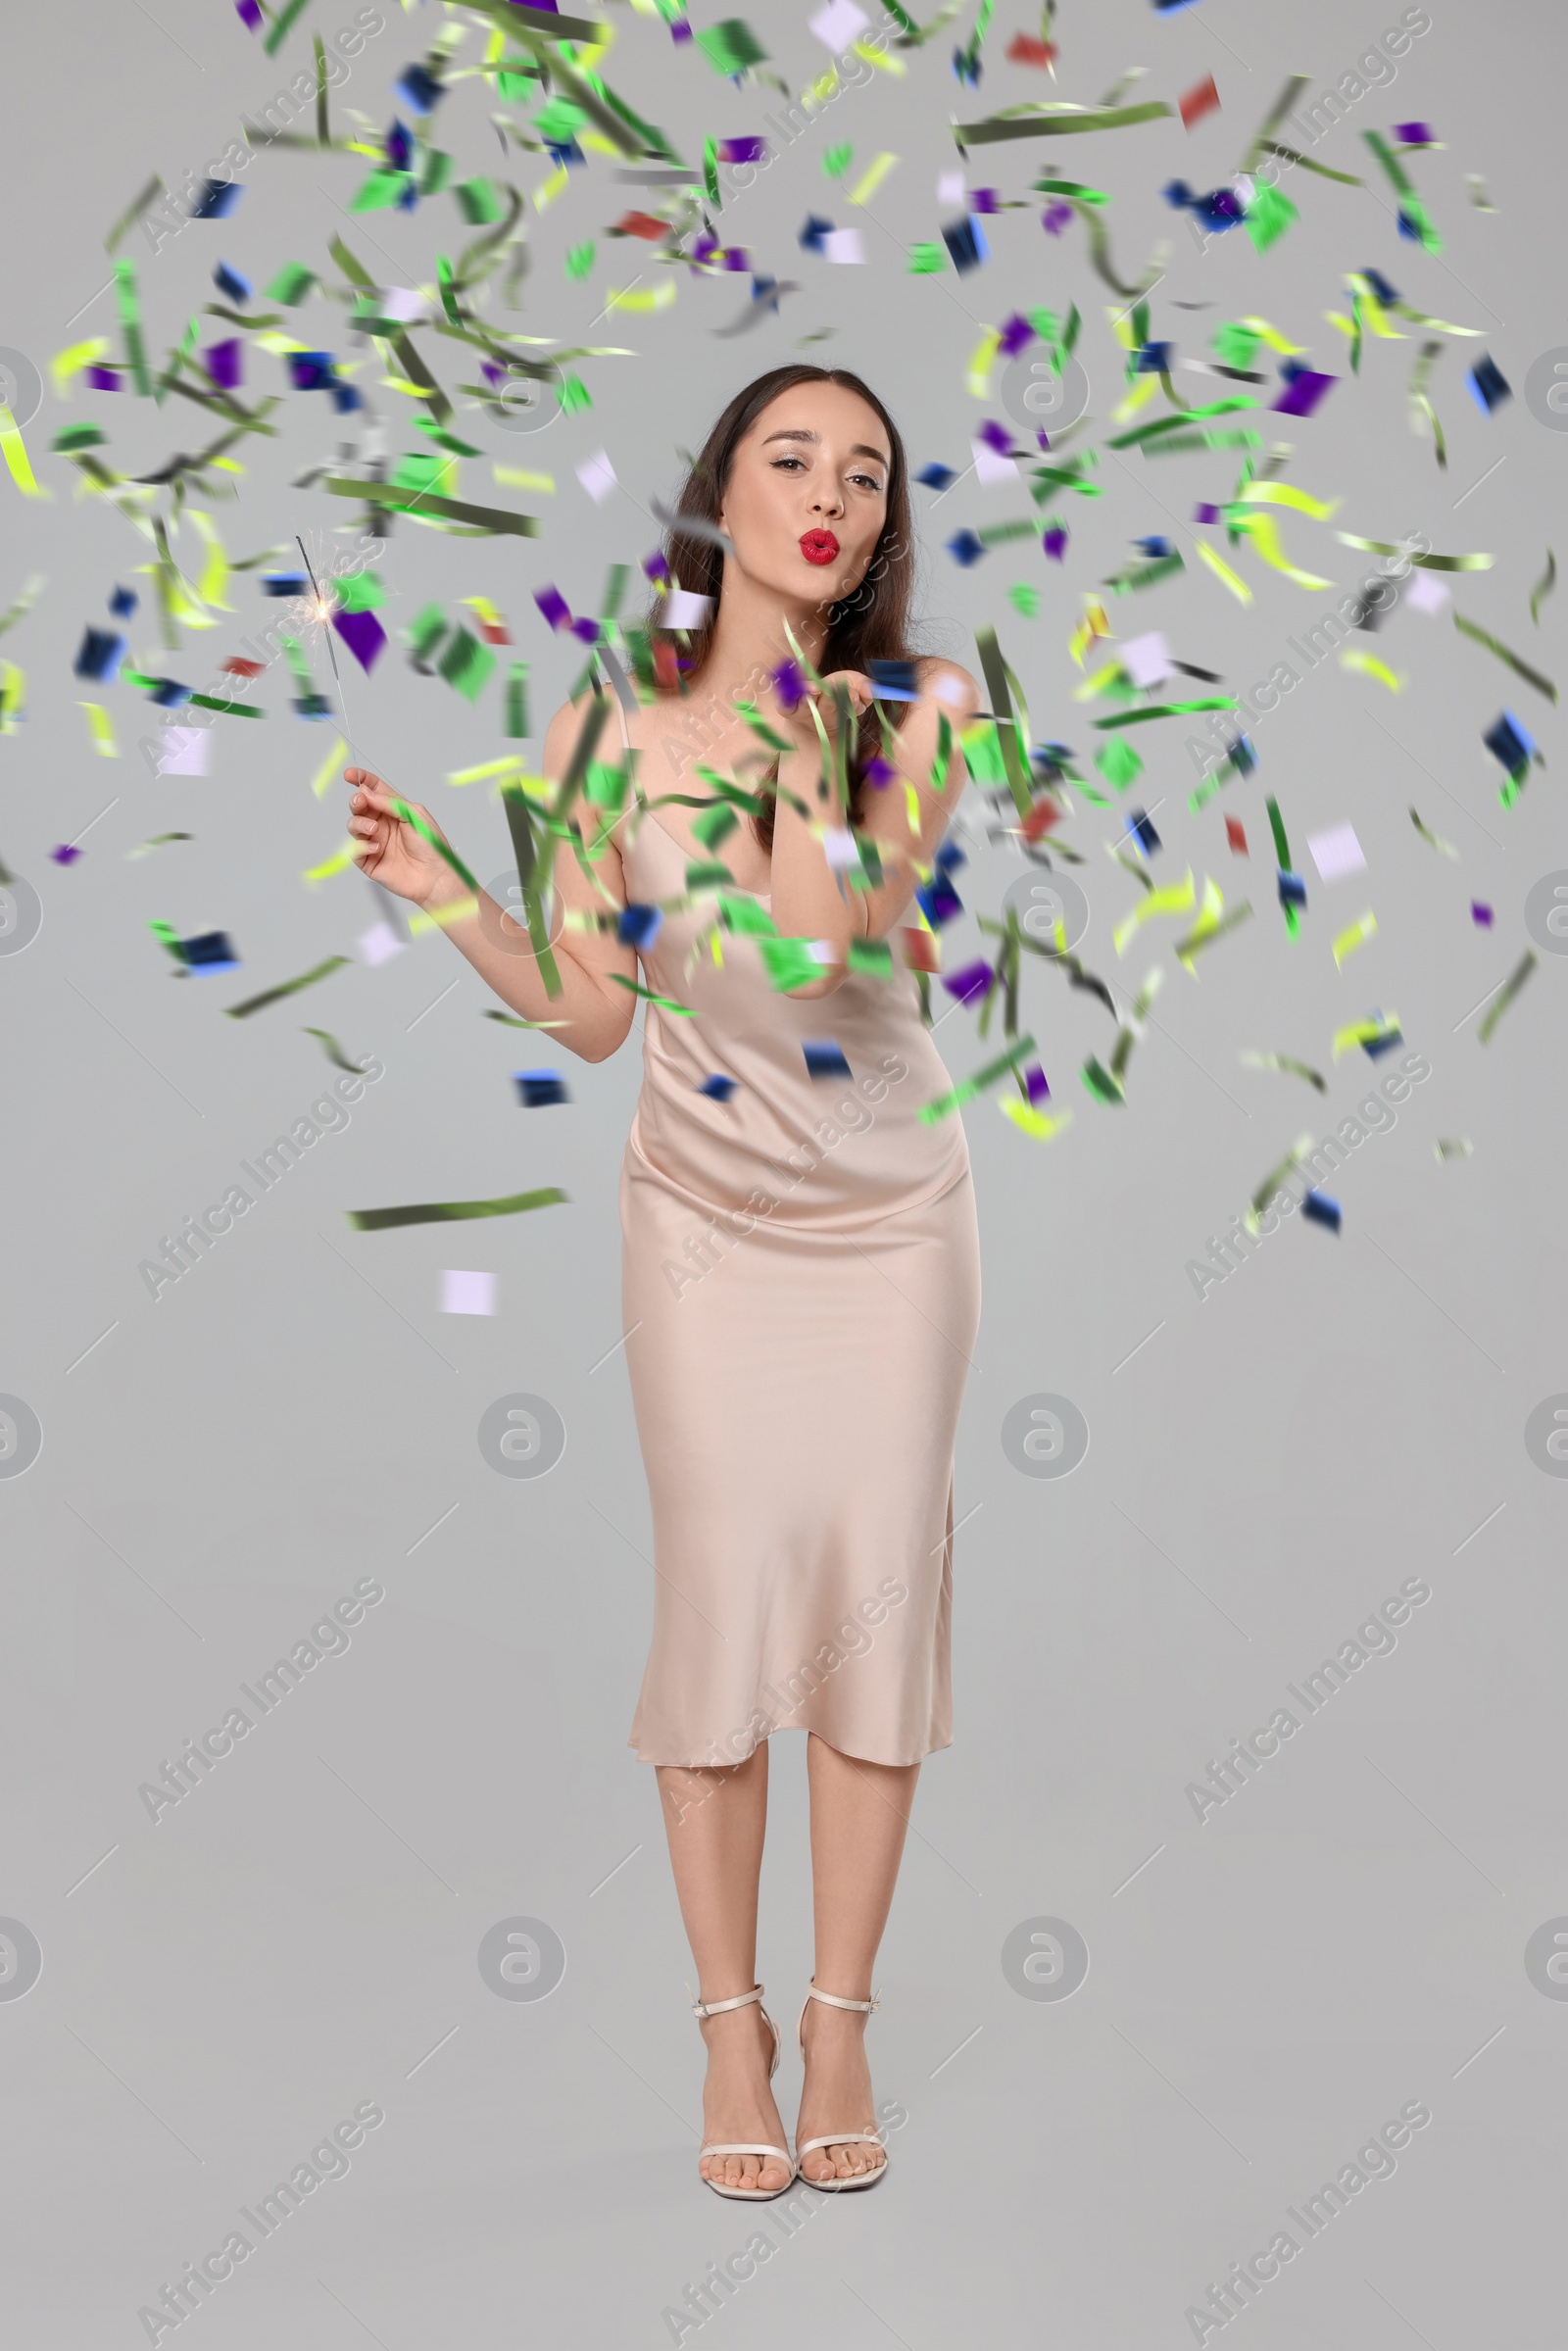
[715, 381, 892, 612]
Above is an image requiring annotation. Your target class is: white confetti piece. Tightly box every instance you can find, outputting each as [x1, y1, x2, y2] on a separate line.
[441, 1268, 496, 1315]
[575, 447, 618, 504]
[1307, 821, 1366, 882]
[356, 920, 406, 966]
[158, 726, 211, 775]
[808, 0, 868, 48]
[660, 589, 714, 629]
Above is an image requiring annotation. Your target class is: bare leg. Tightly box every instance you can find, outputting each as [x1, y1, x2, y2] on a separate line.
[655, 1744, 791, 2193]
[795, 1732, 919, 2183]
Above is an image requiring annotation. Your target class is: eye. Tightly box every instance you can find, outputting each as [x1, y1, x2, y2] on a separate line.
[851, 472, 884, 493]
[770, 456, 807, 471]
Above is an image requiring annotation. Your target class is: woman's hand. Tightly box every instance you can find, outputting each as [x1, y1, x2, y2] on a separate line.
[346, 768, 464, 908]
[773, 666, 876, 751]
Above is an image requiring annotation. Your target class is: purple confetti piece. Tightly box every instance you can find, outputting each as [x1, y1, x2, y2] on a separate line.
[1023, 1063, 1051, 1105]
[1393, 121, 1433, 143]
[534, 585, 571, 632]
[941, 958, 994, 1005]
[1271, 369, 1337, 418]
[977, 417, 1016, 456]
[717, 136, 767, 164]
[1041, 202, 1073, 234]
[771, 658, 808, 710]
[1471, 901, 1494, 926]
[1042, 525, 1068, 562]
[85, 366, 122, 390]
[1194, 502, 1221, 524]
[234, 0, 263, 24]
[202, 338, 242, 390]
[50, 844, 82, 866]
[865, 755, 899, 790]
[998, 313, 1036, 358]
[332, 607, 386, 674]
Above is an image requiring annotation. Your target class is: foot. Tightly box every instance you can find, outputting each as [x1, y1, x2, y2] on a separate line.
[796, 1998, 887, 2184]
[697, 2001, 792, 2194]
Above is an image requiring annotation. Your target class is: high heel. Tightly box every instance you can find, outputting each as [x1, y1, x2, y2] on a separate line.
[688, 1983, 799, 2200]
[794, 1981, 889, 2191]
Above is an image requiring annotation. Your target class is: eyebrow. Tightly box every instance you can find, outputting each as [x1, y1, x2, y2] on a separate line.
[761, 427, 890, 469]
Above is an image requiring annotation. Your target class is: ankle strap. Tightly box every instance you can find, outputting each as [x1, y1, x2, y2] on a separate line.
[688, 1981, 764, 2021]
[804, 1982, 881, 2015]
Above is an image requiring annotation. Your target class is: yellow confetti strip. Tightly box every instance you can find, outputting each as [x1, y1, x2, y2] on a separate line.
[311, 737, 348, 799]
[1332, 1014, 1400, 1058]
[1332, 910, 1377, 968]
[51, 337, 109, 396]
[848, 152, 898, 206]
[79, 701, 119, 757]
[1000, 1098, 1074, 1141]
[1111, 373, 1160, 426]
[532, 164, 570, 213]
[303, 840, 359, 885]
[409, 893, 480, 936]
[447, 756, 530, 787]
[1231, 510, 1335, 591]
[851, 36, 905, 73]
[0, 401, 49, 500]
[607, 280, 676, 313]
[1112, 867, 1196, 955]
[1340, 648, 1402, 692]
[0, 661, 24, 731]
[1198, 540, 1253, 604]
[1068, 598, 1111, 665]
[966, 328, 1003, 399]
[493, 465, 554, 491]
[1237, 481, 1342, 520]
[1235, 316, 1306, 355]
[187, 511, 231, 611]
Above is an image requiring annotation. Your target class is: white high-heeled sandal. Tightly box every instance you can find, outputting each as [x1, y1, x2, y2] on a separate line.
[688, 1983, 799, 2201]
[795, 1980, 889, 2191]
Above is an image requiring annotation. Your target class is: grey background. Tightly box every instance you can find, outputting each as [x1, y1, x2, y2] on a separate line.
[3, 0, 1566, 2341]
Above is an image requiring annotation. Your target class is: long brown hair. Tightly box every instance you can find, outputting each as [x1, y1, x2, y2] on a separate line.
[654, 366, 918, 852]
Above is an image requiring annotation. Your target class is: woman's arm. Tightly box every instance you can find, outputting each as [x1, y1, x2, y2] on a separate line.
[345, 697, 640, 1064]
[769, 660, 980, 1000]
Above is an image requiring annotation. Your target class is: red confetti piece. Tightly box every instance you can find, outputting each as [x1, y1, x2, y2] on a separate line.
[1005, 32, 1056, 67]
[1179, 75, 1220, 129]
[1225, 817, 1249, 856]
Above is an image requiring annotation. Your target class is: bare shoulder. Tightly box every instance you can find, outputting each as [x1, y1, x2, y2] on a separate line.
[541, 689, 609, 762]
[912, 657, 982, 720]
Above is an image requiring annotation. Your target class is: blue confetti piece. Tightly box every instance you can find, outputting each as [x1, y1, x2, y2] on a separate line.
[617, 902, 663, 950]
[803, 1040, 852, 1081]
[514, 1070, 569, 1106]
[1300, 1188, 1342, 1232]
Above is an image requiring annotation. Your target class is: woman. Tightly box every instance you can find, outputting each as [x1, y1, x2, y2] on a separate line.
[345, 366, 983, 2199]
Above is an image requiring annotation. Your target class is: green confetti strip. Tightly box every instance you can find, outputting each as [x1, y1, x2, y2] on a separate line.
[1451, 611, 1557, 705]
[346, 1186, 569, 1231]
[224, 956, 350, 1018]
[302, 1027, 369, 1074]
[1477, 951, 1537, 1046]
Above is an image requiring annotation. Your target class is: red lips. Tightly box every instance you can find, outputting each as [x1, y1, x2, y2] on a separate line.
[800, 530, 839, 564]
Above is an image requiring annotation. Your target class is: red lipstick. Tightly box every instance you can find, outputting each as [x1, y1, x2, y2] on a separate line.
[800, 529, 839, 564]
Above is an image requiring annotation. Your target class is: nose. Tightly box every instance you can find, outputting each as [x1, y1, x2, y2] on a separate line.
[809, 477, 845, 520]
